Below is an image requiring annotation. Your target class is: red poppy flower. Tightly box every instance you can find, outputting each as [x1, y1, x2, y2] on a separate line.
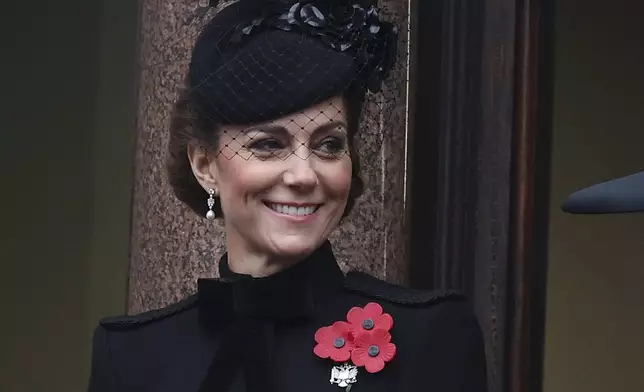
[347, 302, 393, 335]
[351, 329, 397, 373]
[313, 321, 355, 362]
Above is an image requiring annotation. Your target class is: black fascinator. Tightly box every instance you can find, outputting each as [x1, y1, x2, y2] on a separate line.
[188, 0, 400, 125]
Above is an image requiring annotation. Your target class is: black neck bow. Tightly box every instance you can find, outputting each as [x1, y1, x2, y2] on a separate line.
[196, 241, 345, 392]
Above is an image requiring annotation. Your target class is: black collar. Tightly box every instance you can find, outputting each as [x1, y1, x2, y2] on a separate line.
[197, 241, 345, 325]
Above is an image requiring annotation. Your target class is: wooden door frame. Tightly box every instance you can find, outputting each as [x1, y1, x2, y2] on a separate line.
[405, 1, 555, 392]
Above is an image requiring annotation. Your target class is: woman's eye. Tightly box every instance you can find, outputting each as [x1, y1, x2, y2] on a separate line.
[316, 137, 346, 156]
[247, 138, 283, 152]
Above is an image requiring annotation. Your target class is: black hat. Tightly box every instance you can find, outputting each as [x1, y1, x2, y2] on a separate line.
[188, 0, 399, 125]
[561, 170, 644, 214]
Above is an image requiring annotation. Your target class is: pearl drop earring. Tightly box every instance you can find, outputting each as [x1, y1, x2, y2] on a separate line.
[206, 188, 217, 220]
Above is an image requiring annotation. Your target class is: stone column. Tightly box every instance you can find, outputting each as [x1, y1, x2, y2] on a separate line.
[129, 0, 412, 313]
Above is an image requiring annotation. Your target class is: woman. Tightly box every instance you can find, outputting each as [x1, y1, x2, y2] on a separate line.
[88, 1, 488, 391]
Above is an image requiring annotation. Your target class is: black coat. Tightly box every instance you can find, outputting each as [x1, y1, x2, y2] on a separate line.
[88, 241, 488, 392]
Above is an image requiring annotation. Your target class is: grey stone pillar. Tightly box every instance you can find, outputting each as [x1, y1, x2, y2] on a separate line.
[129, 0, 411, 313]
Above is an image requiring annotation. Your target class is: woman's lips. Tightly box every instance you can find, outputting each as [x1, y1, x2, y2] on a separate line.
[263, 202, 323, 223]
[265, 202, 321, 216]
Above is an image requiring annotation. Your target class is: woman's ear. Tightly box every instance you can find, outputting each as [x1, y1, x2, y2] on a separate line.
[187, 143, 219, 192]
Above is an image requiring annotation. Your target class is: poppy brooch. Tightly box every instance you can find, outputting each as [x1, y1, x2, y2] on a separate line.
[313, 302, 396, 390]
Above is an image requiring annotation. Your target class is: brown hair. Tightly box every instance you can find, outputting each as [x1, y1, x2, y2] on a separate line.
[166, 85, 365, 218]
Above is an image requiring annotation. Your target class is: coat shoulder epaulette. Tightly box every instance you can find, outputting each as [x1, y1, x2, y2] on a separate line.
[343, 271, 466, 306]
[99, 294, 199, 330]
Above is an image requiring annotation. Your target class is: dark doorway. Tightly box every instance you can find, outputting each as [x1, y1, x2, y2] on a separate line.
[405, 1, 555, 392]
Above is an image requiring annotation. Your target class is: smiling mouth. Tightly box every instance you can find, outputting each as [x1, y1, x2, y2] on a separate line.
[265, 202, 321, 216]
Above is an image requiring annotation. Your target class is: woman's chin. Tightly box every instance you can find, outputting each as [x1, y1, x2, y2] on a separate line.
[265, 235, 325, 259]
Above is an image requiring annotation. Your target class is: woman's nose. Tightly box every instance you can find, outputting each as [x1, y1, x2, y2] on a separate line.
[282, 149, 318, 189]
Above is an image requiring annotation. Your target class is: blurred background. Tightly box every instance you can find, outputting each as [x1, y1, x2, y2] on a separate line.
[1, 0, 642, 391]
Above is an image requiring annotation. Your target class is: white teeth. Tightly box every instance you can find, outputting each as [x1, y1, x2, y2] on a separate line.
[268, 203, 318, 216]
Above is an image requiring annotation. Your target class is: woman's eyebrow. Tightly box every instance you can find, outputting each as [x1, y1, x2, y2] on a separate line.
[241, 125, 289, 138]
[241, 121, 347, 138]
[312, 121, 348, 135]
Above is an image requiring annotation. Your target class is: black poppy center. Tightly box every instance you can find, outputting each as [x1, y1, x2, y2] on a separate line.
[334, 337, 346, 348]
[368, 345, 380, 357]
[362, 318, 375, 330]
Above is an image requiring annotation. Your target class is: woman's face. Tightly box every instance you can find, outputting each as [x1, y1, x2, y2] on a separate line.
[192, 95, 353, 264]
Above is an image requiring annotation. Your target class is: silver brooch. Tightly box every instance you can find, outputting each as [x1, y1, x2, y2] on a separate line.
[330, 363, 358, 390]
